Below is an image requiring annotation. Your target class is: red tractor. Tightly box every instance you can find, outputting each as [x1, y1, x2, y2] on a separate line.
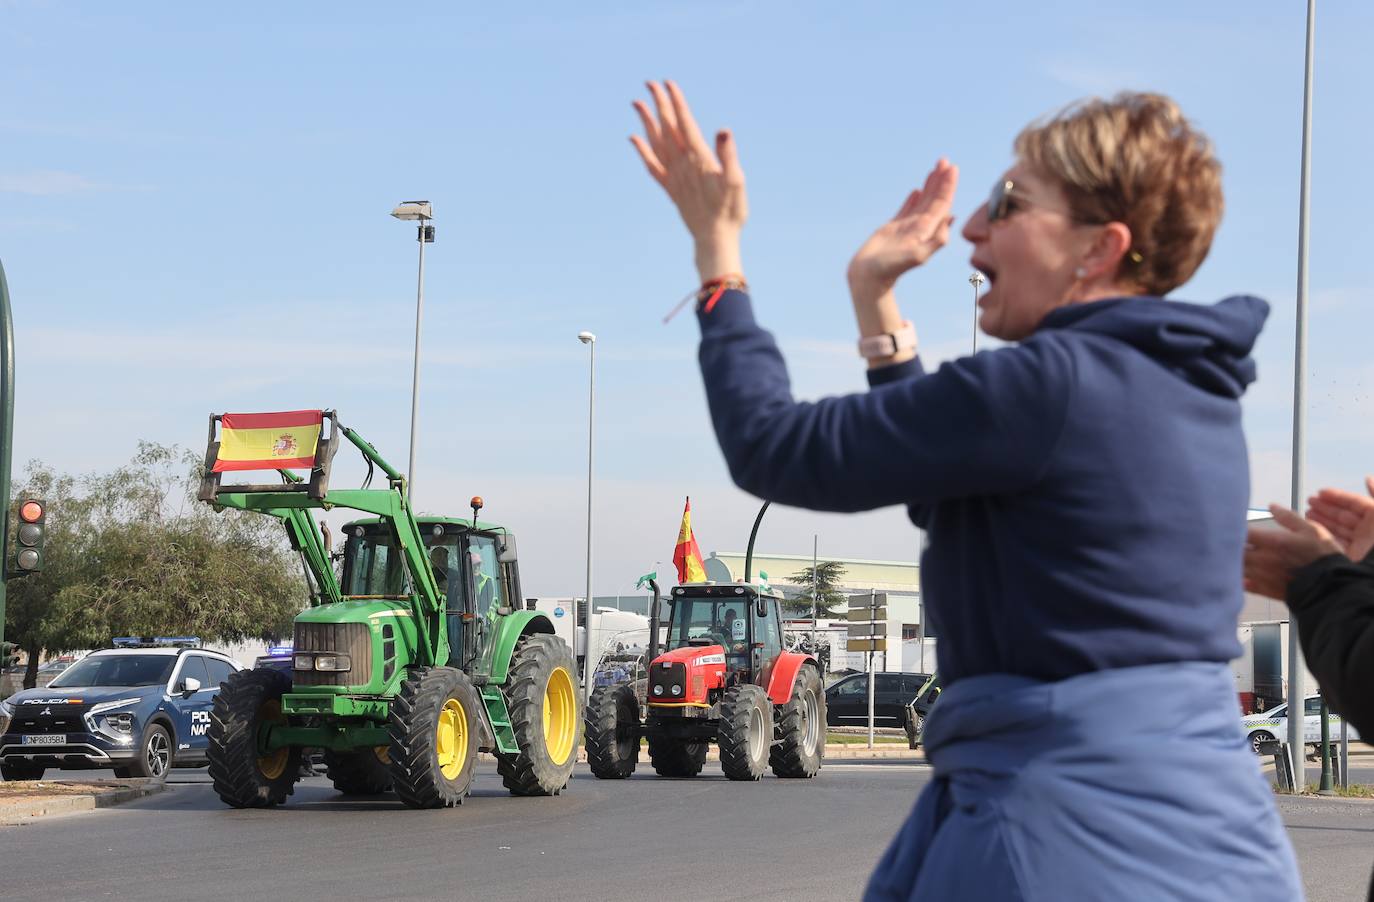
[584, 579, 825, 781]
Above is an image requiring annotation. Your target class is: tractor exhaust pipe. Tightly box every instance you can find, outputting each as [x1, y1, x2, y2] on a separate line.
[646, 577, 662, 662]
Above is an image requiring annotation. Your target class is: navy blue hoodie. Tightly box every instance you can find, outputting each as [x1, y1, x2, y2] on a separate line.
[697, 291, 1268, 685]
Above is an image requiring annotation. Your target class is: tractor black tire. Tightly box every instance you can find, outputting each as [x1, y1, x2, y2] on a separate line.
[718, 684, 772, 781]
[1, 762, 44, 781]
[207, 668, 302, 808]
[387, 666, 480, 809]
[324, 747, 394, 795]
[770, 664, 825, 778]
[584, 683, 640, 779]
[647, 734, 708, 777]
[496, 634, 581, 796]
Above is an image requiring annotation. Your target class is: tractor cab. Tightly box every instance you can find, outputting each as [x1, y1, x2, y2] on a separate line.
[339, 518, 521, 677]
[654, 585, 785, 698]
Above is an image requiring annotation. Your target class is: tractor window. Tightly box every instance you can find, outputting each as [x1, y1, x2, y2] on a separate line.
[754, 599, 782, 661]
[666, 598, 749, 652]
[345, 532, 405, 595]
[465, 535, 505, 619]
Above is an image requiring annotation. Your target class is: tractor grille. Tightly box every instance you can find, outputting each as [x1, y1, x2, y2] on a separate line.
[11, 702, 92, 733]
[293, 622, 373, 687]
[648, 662, 687, 702]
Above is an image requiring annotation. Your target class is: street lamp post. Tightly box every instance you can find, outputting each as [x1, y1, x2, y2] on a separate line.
[1287, 0, 1316, 794]
[969, 271, 984, 353]
[578, 331, 597, 699]
[391, 201, 435, 500]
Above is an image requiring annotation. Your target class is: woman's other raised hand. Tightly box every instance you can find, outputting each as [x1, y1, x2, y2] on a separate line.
[847, 159, 959, 299]
[631, 81, 746, 282]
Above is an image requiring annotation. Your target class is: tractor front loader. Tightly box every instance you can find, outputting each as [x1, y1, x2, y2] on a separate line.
[199, 409, 580, 809]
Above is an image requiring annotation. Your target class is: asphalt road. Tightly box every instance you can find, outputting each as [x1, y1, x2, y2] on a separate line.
[3, 760, 1373, 901]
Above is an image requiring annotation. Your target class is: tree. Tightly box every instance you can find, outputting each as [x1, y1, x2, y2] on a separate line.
[5, 443, 306, 687]
[785, 560, 848, 618]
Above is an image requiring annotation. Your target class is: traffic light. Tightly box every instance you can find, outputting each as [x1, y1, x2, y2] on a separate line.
[12, 497, 45, 575]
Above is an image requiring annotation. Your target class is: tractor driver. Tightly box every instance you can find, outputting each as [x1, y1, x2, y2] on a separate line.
[468, 547, 497, 617]
[716, 608, 745, 652]
[431, 546, 463, 665]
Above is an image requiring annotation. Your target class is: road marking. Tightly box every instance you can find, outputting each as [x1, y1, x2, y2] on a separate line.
[824, 763, 931, 772]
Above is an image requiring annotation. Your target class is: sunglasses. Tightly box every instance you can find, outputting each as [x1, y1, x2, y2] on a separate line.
[985, 178, 1083, 224]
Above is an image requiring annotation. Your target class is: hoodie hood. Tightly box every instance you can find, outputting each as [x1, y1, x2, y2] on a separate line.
[1039, 295, 1269, 399]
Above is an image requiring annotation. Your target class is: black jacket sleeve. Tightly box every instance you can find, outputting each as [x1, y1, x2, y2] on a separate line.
[1286, 552, 1374, 737]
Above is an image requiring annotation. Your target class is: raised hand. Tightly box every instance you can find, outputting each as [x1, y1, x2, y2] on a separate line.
[1243, 504, 1344, 601]
[1306, 476, 1374, 562]
[630, 81, 746, 281]
[847, 159, 959, 294]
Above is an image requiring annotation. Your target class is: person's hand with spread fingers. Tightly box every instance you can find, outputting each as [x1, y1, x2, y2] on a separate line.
[631, 81, 1300, 901]
[1305, 475, 1374, 562]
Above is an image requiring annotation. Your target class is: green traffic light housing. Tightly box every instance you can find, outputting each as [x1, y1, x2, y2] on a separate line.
[13, 496, 44, 574]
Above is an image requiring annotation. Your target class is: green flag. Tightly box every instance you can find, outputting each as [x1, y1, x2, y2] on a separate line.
[636, 571, 658, 591]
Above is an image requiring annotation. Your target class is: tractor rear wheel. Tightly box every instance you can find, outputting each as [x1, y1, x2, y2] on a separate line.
[207, 668, 302, 808]
[496, 634, 580, 796]
[647, 734, 708, 777]
[388, 666, 479, 809]
[770, 665, 824, 778]
[324, 746, 393, 795]
[718, 684, 772, 781]
[585, 683, 640, 779]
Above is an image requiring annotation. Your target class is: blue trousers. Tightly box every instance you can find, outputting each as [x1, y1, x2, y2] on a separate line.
[864, 663, 1303, 901]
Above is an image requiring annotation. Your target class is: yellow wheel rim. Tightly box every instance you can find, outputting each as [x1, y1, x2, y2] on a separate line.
[256, 699, 290, 780]
[436, 697, 468, 781]
[543, 666, 577, 766]
[374, 745, 391, 766]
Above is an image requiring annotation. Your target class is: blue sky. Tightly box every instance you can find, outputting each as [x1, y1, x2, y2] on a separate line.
[1, 2, 1370, 596]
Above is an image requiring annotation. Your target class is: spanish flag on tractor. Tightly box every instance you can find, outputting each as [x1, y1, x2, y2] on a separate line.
[213, 409, 323, 472]
[673, 496, 707, 584]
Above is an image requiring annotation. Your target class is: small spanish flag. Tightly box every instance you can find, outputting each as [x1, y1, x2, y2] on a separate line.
[673, 496, 707, 584]
[213, 410, 323, 472]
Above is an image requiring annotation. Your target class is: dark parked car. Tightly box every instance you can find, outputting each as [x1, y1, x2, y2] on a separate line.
[905, 672, 942, 748]
[825, 671, 932, 729]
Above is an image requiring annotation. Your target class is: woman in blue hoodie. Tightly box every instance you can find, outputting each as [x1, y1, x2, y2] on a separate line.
[629, 83, 1301, 900]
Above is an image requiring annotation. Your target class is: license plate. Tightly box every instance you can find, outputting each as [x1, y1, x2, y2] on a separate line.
[21, 734, 66, 746]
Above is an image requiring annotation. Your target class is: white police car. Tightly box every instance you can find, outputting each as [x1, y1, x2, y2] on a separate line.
[0, 638, 241, 781]
[1241, 694, 1360, 755]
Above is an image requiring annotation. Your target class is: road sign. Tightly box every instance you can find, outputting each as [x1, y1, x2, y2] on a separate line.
[846, 607, 887, 622]
[848, 592, 888, 609]
[846, 638, 887, 652]
[846, 623, 884, 638]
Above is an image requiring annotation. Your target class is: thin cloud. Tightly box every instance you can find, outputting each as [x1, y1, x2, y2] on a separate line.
[0, 170, 98, 195]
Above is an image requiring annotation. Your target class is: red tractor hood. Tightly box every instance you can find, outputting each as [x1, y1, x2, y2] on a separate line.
[646, 645, 728, 705]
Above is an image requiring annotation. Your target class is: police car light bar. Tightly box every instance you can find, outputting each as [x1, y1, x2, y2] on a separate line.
[112, 636, 202, 648]
[266, 645, 294, 656]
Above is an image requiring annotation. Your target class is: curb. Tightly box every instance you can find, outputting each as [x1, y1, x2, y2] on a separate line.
[0, 781, 166, 826]
[475, 743, 927, 765]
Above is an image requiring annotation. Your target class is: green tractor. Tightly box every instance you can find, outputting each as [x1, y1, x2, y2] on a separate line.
[198, 410, 580, 809]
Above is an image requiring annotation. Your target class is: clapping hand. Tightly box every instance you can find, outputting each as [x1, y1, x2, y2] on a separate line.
[847, 159, 959, 296]
[1305, 476, 1374, 562]
[1243, 505, 1343, 600]
[630, 81, 746, 282]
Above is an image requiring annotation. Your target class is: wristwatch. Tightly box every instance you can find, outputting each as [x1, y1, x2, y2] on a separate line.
[857, 321, 917, 359]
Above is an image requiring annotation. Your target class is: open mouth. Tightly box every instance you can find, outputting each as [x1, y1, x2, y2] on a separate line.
[971, 260, 997, 295]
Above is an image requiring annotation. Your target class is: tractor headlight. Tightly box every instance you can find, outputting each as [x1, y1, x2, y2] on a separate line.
[671, 685, 682, 696]
[313, 655, 351, 672]
[294, 654, 315, 671]
[653, 685, 664, 696]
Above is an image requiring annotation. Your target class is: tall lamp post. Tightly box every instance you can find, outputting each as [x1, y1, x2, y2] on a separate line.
[969, 271, 984, 353]
[391, 200, 434, 499]
[578, 331, 597, 699]
[1287, 0, 1316, 794]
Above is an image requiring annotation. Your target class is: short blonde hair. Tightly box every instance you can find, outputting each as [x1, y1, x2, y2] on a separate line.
[1014, 92, 1222, 296]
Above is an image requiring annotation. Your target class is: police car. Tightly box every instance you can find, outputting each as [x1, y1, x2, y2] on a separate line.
[1241, 694, 1360, 755]
[0, 638, 241, 781]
